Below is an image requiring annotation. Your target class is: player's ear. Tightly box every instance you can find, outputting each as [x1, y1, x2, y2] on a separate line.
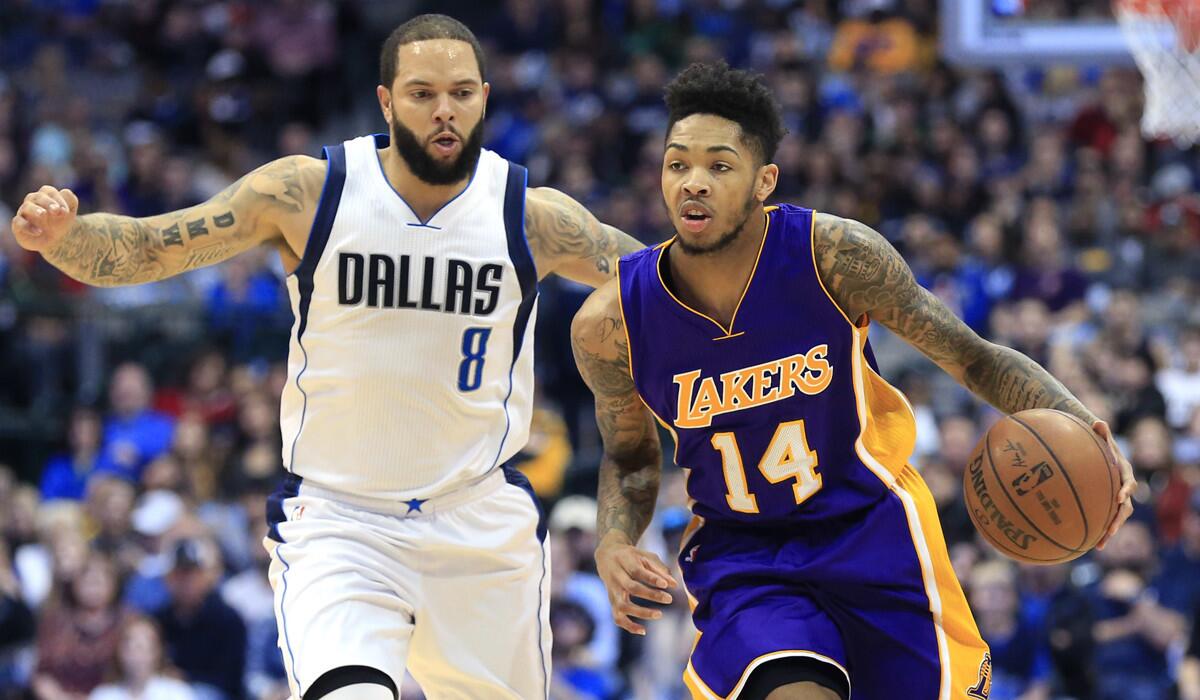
[755, 163, 779, 203]
[376, 85, 392, 122]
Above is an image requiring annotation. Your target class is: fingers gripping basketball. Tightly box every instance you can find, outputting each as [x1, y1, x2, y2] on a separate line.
[964, 409, 1120, 564]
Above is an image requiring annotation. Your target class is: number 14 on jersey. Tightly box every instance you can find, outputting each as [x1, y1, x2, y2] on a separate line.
[712, 419, 823, 513]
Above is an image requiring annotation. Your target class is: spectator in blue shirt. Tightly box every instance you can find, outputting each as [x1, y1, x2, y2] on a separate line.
[95, 363, 175, 484]
[39, 406, 102, 501]
[1089, 520, 1186, 700]
[969, 559, 1051, 700]
[1156, 490, 1200, 619]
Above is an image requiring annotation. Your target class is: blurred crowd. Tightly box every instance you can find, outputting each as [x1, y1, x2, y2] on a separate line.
[2, 0, 1200, 699]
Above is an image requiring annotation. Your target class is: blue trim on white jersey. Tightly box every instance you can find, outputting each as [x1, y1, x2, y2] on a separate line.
[503, 162, 537, 359]
[370, 132, 480, 226]
[503, 463, 546, 542]
[286, 143, 347, 473]
[275, 544, 301, 694]
[488, 162, 536, 472]
[501, 464, 549, 697]
[266, 473, 303, 543]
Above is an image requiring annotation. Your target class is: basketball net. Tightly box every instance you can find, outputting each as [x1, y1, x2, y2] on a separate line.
[1115, 0, 1200, 145]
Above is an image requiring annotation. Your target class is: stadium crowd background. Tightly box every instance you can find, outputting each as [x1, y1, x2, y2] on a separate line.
[2, 0, 1200, 698]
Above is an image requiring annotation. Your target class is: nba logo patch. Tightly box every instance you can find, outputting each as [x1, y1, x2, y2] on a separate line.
[967, 652, 992, 699]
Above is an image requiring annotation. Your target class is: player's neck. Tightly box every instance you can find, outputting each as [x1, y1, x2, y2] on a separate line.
[378, 147, 471, 222]
[667, 208, 768, 328]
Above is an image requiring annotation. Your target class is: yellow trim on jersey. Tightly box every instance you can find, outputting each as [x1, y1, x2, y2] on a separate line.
[684, 647, 851, 700]
[897, 463, 991, 699]
[679, 514, 705, 612]
[654, 207, 776, 339]
[849, 325, 988, 700]
[616, 257, 637, 382]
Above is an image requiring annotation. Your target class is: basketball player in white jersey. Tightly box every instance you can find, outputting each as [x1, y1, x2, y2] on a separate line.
[9, 15, 643, 700]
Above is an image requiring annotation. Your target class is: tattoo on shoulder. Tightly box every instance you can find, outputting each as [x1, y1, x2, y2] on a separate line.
[814, 214, 976, 365]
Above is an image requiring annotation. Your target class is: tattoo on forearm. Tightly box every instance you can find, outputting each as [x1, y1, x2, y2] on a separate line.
[573, 305, 662, 543]
[42, 156, 320, 286]
[46, 210, 238, 285]
[960, 345, 1095, 423]
[525, 189, 642, 280]
[813, 214, 1097, 424]
[45, 215, 165, 285]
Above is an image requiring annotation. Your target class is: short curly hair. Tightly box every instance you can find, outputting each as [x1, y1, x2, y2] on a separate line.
[664, 61, 786, 164]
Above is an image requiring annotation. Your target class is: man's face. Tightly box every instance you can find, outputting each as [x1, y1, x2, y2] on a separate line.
[380, 39, 488, 185]
[661, 114, 767, 255]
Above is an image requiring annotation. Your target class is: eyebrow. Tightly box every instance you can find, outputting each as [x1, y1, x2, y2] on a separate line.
[665, 142, 740, 156]
[403, 78, 480, 87]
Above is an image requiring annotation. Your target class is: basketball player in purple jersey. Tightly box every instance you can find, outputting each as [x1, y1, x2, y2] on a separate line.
[571, 62, 1136, 700]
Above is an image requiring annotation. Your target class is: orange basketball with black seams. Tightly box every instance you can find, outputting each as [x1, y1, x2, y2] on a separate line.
[963, 408, 1119, 565]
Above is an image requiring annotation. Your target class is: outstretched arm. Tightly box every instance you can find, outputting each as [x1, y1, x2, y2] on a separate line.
[571, 280, 676, 634]
[525, 187, 644, 287]
[11, 155, 327, 287]
[812, 212, 1135, 545]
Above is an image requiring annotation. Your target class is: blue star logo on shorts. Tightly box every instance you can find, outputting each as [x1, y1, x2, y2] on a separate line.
[404, 498, 429, 514]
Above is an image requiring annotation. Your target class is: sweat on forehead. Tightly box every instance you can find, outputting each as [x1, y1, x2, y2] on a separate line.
[380, 14, 487, 86]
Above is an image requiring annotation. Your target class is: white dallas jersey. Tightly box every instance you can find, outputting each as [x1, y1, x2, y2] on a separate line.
[279, 134, 537, 499]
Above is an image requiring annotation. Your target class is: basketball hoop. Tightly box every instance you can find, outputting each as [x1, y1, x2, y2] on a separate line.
[1115, 0, 1200, 145]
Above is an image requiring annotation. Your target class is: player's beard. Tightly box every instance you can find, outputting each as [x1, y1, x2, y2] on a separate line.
[674, 187, 759, 256]
[389, 117, 484, 186]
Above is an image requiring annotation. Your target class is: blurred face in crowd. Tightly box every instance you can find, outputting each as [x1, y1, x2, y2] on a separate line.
[1097, 519, 1154, 573]
[377, 39, 488, 186]
[110, 363, 153, 418]
[87, 476, 135, 537]
[969, 561, 1018, 620]
[69, 408, 101, 454]
[937, 416, 977, 471]
[1130, 416, 1172, 472]
[1181, 330, 1200, 370]
[1013, 299, 1051, 350]
[117, 617, 164, 681]
[73, 552, 118, 611]
[662, 114, 778, 255]
[188, 352, 226, 395]
[166, 541, 220, 612]
[51, 529, 88, 584]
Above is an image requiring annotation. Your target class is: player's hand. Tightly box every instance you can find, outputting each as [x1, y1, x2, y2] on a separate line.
[1094, 420, 1135, 550]
[595, 532, 677, 635]
[11, 186, 79, 253]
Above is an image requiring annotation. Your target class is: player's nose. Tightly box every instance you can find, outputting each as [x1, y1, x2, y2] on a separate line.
[681, 174, 710, 197]
[432, 93, 455, 122]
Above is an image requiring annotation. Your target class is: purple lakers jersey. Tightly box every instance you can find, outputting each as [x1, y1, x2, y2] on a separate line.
[618, 204, 919, 526]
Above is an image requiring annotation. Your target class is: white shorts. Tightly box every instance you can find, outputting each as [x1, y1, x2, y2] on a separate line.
[264, 467, 552, 699]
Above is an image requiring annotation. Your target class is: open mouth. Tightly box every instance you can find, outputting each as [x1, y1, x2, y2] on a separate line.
[680, 203, 713, 232]
[431, 133, 460, 155]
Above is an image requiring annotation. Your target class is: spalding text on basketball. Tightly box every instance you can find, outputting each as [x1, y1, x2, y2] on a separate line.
[968, 454, 1037, 549]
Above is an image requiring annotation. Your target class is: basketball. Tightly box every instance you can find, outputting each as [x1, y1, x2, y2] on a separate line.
[964, 409, 1119, 565]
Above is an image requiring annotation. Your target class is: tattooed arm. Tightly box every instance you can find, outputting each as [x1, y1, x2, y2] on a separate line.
[10, 156, 327, 287]
[812, 212, 1134, 544]
[525, 187, 644, 287]
[571, 281, 676, 635]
